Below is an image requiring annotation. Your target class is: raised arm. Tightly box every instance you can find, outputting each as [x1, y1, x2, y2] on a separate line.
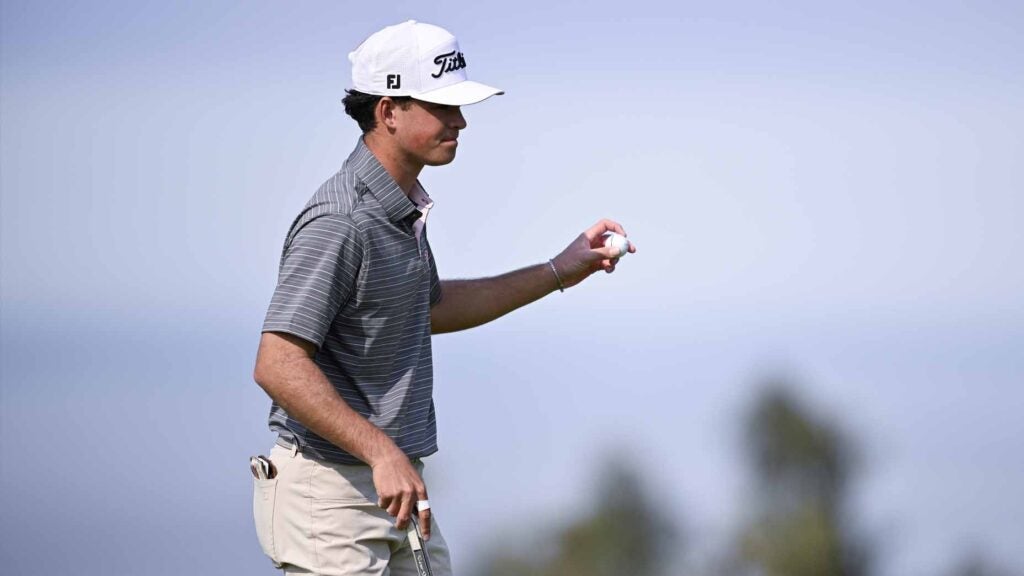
[430, 219, 636, 334]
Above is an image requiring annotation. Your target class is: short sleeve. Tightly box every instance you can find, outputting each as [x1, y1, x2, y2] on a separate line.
[262, 214, 363, 347]
[426, 238, 442, 307]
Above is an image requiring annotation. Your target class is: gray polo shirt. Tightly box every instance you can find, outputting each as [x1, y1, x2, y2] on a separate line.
[262, 138, 443, 465]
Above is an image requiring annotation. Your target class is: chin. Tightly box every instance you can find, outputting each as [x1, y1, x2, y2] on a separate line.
[425, 150, 458, 166]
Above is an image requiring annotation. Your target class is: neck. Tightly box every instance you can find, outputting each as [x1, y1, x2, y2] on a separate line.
[363, 133, 421, 196]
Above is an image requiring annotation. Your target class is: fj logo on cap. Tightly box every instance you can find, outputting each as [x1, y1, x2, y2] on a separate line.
[431, 51, 467, 79]
[387, 74, 401, 89]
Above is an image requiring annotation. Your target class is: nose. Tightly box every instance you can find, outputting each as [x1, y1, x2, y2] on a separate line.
[451, 106, 467, 130]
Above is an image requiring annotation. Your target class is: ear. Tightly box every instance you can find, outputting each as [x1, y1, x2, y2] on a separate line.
[376, 97, 400, 132]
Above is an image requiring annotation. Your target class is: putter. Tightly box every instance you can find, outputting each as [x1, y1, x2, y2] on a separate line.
[407, 517, 434, 576]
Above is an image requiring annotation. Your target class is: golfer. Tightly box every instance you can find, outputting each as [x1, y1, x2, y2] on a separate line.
[252, 20, 635, 575]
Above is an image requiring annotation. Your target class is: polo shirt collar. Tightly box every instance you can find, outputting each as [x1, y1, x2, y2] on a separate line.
[350, 138, 418, 224]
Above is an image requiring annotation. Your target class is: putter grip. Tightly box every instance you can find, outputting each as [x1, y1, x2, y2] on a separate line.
[407, 524, 433, 576]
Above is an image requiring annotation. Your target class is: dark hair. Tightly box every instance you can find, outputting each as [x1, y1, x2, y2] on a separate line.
[342, 90, 413, 133]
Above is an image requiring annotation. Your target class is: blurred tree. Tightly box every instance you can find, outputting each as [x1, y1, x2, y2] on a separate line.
[472, 382, 1020, 575]
[735, 384, 871, 576]
[945, 552, 1016, 576]
[474, 458, 679, 576]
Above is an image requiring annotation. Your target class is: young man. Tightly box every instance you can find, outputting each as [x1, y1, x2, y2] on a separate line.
[252, 20, 635, 575]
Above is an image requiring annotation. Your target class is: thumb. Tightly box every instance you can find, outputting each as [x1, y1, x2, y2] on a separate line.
[593, 245, 622, 260]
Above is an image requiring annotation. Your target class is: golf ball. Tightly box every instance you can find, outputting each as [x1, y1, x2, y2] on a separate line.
[603, 232, 630, 257]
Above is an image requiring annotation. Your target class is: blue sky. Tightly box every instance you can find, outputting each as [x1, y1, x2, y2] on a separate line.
[2, 1, 1022, 574]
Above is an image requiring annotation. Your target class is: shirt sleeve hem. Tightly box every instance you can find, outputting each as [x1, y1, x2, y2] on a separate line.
[260, 325, 324, 350]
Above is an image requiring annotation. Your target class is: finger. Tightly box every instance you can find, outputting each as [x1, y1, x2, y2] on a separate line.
[387, 498, 402, 519]
[606, 220, 627, 237]
[418, 507, 432, 541]
[593, 246, 622, 261]
[416, 489, 431, 541]
[583, 219, 626, 242]
[395, 493, 413, 530]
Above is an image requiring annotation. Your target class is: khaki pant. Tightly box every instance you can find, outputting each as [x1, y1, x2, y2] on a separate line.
[254, 444, 453, 575]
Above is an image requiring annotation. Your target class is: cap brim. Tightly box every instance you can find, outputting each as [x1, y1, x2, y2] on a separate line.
[413, 80, 504, 106]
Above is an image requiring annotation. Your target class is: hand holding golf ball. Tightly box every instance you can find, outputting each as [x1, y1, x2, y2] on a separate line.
[602, 232, 631, 258]
[548, 220, 635, 290]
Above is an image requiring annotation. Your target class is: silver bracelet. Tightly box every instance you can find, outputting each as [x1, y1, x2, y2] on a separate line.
[548, 259, 565, 293]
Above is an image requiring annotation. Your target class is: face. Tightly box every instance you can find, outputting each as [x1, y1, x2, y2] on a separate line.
[388, 99, 467, 167]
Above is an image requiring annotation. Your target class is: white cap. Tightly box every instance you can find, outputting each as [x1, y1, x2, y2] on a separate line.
[348, 20, 503, 106]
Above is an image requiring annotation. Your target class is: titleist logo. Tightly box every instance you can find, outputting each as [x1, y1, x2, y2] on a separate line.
[432, 51, 467, 78]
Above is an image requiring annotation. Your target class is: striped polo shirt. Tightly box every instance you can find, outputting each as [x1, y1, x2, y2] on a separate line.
[262, 138, 443, 465]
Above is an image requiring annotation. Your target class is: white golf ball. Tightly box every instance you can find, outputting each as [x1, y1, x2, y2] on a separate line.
[603, 232, 630, 257]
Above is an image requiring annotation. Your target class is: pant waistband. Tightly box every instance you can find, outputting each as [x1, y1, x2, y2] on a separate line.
[275, 437, 300, 457]
[274, 437, 423, 467]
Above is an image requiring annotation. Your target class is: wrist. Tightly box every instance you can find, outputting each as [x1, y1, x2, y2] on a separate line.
[364, 434, 405, 469]
[547, 259, 566, 293]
